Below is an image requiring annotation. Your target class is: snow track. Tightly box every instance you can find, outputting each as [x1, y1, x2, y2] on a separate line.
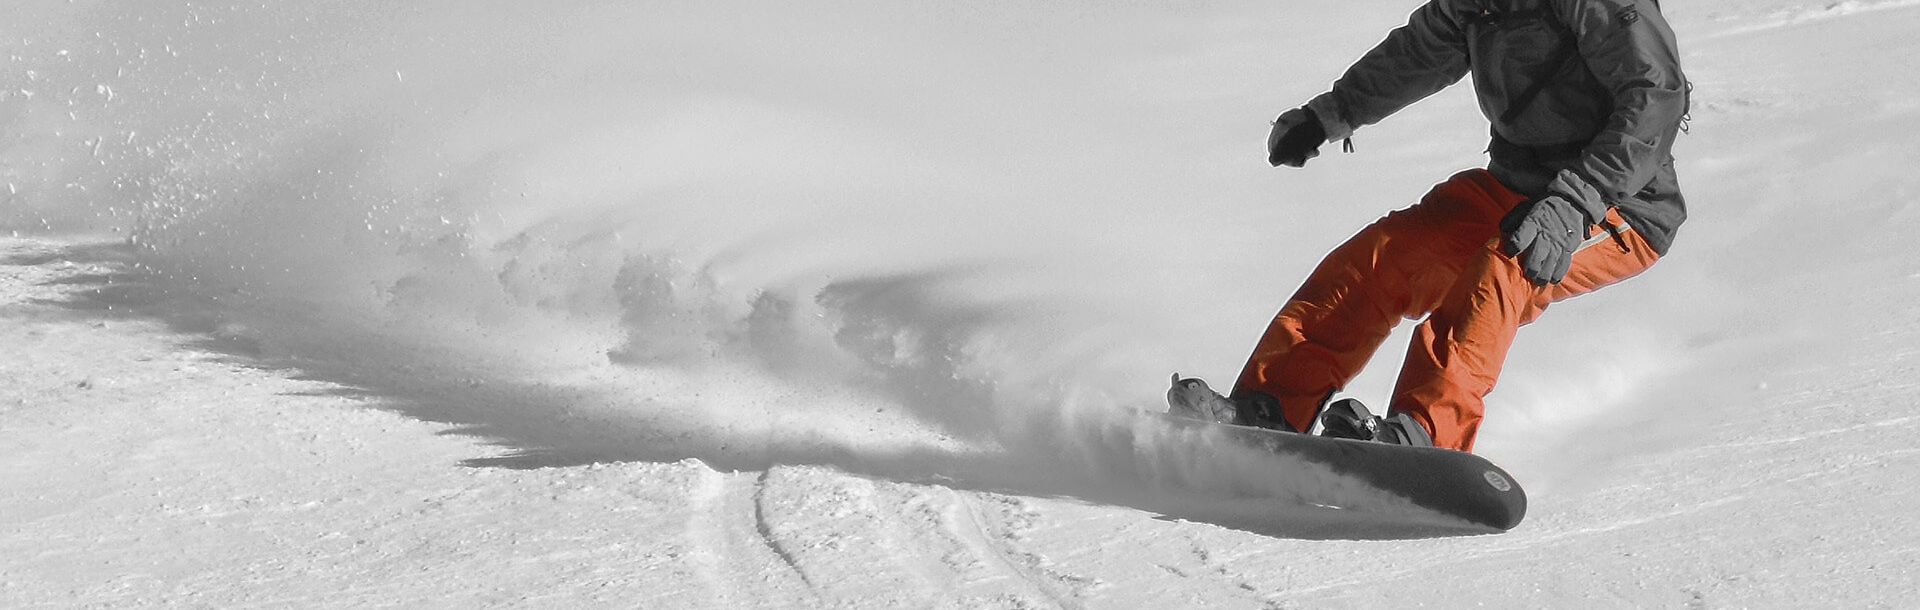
[937, 491, 1100, 607]
[680, 462, 1101, 609]
[682, 464, 816, 607]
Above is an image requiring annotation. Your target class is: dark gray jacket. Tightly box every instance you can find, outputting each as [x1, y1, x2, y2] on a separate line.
[1305, 0, 1689, 254]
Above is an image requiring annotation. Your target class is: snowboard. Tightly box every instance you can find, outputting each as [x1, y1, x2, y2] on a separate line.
[1155, 414, 1527, 531]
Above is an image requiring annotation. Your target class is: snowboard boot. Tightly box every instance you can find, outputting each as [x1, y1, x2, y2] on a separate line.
[1230, 390, 1289, 431]
[1318, 397, 1378, 440]
[1377, 412, 1434, 447]
[1166, 374, 1294, 432]
[1318, 398, 1433, 447]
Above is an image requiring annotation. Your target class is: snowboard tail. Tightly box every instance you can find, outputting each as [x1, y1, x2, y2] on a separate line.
[1158, 415, 1527, 530]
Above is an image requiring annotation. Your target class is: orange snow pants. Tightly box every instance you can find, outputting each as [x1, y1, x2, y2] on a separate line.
[1231, 169, 1660, 452]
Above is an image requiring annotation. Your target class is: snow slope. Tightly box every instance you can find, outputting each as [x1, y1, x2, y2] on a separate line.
[5, 0, 1919, 607]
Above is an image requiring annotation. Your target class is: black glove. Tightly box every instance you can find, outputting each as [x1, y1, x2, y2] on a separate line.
[1267, 107, 1326, 167]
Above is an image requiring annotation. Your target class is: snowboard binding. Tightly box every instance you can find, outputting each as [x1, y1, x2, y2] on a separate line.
[1319, 398, 1433, 447]
[1166, 374, 1292, 432]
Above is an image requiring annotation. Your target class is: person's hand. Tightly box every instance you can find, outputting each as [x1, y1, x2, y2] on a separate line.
[1267, 107, 1326, 168]
[1501, 169, 1615, 285]
[1501, 195, 1590, 285]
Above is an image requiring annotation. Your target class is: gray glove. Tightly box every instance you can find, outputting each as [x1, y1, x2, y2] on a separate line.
[1501, 170, 1610, 285]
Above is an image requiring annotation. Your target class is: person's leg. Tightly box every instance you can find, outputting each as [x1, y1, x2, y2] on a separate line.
[1232, 170, 1516, 432]
[1391, 207, 1662, 452]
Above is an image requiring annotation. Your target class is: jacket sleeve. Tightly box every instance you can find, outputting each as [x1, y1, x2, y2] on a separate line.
[1561, 0, 1689, 203]
[1306, 1, 1473, 142]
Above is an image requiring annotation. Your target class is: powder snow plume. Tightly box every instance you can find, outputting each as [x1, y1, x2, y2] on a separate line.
[3, 0, 1437, 509]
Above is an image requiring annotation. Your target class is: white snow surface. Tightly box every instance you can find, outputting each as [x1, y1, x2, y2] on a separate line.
[4, 0, 1918, 607]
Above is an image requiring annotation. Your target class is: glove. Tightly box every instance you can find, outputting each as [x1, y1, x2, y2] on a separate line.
[1267, 107, 1326, 167]
[1501, 169, 1612, 285]
[1500, 196, 1587, 285]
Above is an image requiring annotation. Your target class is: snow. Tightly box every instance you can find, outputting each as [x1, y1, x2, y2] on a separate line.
[4, 0, 1919, 607]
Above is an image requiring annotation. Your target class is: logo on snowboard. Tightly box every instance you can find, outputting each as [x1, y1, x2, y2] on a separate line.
[1482, 470, 1513, 492]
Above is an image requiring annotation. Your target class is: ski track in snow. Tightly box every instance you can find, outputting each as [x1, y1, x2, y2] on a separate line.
[948, 492, 1105, 606]
[675, 457, 1101, 609]
[684, 464, 815, 607]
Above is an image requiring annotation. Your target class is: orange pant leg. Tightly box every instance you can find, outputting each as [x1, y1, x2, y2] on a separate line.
[1391, 206, 1661, 452]
[1232, 170, 1519, 432]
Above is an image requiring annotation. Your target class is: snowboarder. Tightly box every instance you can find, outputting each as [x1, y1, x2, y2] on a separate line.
[1170, 0, 1688, 453]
